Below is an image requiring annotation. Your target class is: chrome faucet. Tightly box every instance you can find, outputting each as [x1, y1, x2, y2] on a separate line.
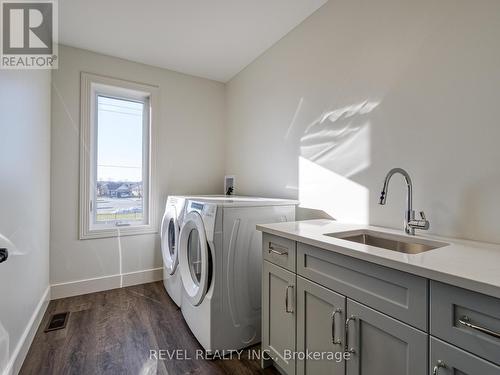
[379, 168, 429, 235]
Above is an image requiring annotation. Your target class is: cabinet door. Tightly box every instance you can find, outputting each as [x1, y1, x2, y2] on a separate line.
[296, 276, 346, 375]
[262, 260, 296, 375]
[346, 299, 427, 375]
[430, 337, 500, 375]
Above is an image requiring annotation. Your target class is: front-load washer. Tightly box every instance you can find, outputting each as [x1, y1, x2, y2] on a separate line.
[160, 195, 227, 307]
[178, 197, 297, 353]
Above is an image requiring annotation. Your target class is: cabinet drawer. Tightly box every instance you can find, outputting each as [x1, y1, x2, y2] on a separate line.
[430, 337, 500, 375]
[430, 281, 500, 366]
[297, 242, 428, 330]
[263, 233, 296, 272]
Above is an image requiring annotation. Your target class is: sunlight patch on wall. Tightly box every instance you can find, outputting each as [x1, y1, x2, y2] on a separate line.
[298, 156, 369, 223]
[297, 100, 377, 223]
[301, 100, 377, 177]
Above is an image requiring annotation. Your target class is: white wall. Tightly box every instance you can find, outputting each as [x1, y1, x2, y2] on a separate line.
[0, 70, 51, 374]
[226, 0, 500, 243]
[50, 46, 225, 293]
[49, 1, 500, 295]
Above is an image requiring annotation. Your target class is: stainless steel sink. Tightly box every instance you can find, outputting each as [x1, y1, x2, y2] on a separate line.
[325, 230, 448, 254]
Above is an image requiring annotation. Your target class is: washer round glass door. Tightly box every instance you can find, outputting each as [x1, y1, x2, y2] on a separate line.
[179, 211, 209, 306]
[160, 207, 179, 275]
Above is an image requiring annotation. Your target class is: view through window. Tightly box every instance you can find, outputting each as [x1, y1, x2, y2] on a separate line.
[95, 95, 146, 225]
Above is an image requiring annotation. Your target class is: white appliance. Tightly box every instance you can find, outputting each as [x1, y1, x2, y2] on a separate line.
[160, 195, 227, 306]
[178, 196, 297, 353]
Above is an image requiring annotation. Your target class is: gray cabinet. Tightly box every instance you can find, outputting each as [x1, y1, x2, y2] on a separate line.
[430, 337, 500, 375]
[294, 277, 428, 375]
[430, 281, 500, 366]
[297, 242, 428, 330]
[345, 299, 427, 375]
[261, 234, 499, 375]
[296, 276, 346, 375]
[263, 233, 296, 271]
[262, 260, 296, 375]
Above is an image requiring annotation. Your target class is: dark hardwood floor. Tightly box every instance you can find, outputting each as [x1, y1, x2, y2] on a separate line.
[20, 282, 278, 375]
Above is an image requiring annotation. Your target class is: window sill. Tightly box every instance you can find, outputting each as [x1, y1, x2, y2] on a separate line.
[79, 224, 158, 240]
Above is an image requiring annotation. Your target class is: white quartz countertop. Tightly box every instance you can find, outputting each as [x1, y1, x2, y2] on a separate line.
[256, 219, 500, 299]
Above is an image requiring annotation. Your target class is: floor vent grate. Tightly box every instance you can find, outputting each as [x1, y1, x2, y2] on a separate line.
[45, 312, 69, 332]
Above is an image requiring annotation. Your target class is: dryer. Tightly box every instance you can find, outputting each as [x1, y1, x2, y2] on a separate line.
[160, 195, 226, 306]
[178, 197, 297, 353]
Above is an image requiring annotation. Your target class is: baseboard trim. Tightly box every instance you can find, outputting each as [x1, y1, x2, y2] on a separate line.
[50, 274, 121, 300]
[122, 267, 163, 288]
[3, 286, 50, 375]
[50, 268, 163, 300]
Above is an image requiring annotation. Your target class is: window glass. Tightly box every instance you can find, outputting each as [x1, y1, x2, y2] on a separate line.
[95, 95, 145, 225]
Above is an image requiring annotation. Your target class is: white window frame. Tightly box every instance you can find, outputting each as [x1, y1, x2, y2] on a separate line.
[79, 72, 159, 239]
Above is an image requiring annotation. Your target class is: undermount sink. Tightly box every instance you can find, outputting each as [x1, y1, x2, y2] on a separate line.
[325, 229, 448, 254]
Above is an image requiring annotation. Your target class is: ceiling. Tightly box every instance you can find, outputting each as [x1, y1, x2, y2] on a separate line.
[59, 0, 328, 82]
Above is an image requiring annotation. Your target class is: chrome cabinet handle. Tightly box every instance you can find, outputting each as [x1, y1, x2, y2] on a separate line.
[345, 316, 356, 354]
[331, 308, 342, 345]
[432, 360, 446, 375]
[268, 242, 288, 256]
[285, 285, 294, 313]
[458, 316, 500, 339]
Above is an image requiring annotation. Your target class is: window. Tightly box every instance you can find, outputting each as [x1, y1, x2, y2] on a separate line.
[80, 73, 158, 239]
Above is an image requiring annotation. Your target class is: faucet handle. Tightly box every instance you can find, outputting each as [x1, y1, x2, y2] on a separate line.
[408, 211, 430, 231]
[379, 191, 386, 205]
